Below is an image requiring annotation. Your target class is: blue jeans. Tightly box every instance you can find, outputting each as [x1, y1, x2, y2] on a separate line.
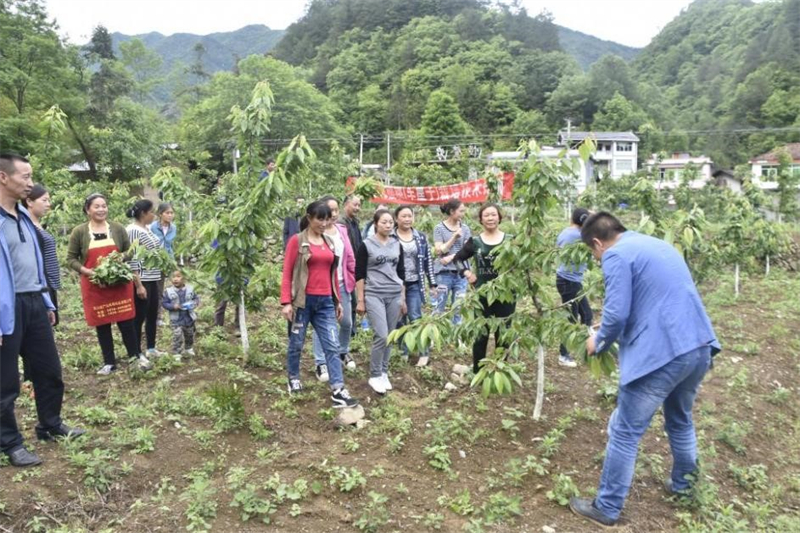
[286, 295, 344, 390]
[312, 283, 352, 365]
[399, 281, 428, 357]
[595, 345, 711, 520]
[434, 271, 466, 325]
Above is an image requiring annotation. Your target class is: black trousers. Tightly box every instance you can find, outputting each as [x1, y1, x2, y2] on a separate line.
[1, 293, 64, 453]
[556, 276, 593, 357]
[473, 297, 516, 373]
[214, 299, 240, 328]
[96, 319, 139, 365]
[134, 280, 160, 351]
[22, 289, 58, 382]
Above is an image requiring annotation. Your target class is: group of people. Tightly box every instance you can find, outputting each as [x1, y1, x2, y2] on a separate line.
[65, 195, 189, 375]
[279, 194, 532, 405]
[1, 152, 723, 531]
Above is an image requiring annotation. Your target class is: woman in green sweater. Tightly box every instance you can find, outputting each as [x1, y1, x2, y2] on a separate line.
[66, 193, 151, 375]
[453, 203, 515, 373]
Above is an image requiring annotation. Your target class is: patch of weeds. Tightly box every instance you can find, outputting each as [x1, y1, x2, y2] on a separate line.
[61, 345, 102, 370]
[368, 465, 385, 478]
[342, 435, 360, 453]
[230, 484, 276, 524]
[320, 460, 367, 493]
[480, 492, 521, 525]
[318, 407, 336, 421]
[437, 489, 474, 516]
[538, 428, 566, 459]
[355, 492, 389, 533]
[716, 418, 751, 454]
[766, 386, 791, 405]
[417, 365, 444, 387]
[272, 394, 300, 419]
[421, 512, 444, 530]
[423, 443, 452, 472]
[193, 429, 217, 451]
[255, 444, 284, 464]
[726, 368, 750, 392]
[500, 419, 520, 439]
[546, 473, 580, 506]
[132, 426, 156, 454]
[64, 443, 123, 494]
[387, 433, 405, 454]
[76, 405, 117, 426]
[729, 341, 759, 356]
[486, 455, 549, 489]
[206, 382, 245, 431]
[728, 463, 769, 492]
[248, 414, 272, 441]
[180, 470, 218, 533]
[395, 483, 409, 495]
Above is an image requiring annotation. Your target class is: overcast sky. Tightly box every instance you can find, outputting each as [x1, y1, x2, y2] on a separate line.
[45, 0, 694, 48]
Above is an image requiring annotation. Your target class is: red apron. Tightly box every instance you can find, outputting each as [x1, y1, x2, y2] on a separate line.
[80, 226, 136, 327]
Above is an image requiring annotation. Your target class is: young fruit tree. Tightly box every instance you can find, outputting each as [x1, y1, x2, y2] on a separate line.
[196, 80, 315, 356]
[390, 139, 602, 420]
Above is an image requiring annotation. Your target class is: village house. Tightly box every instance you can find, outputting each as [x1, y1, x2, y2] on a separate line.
[749, 143, 800, 191]
[644, 153, 713, 190]
[557, 131, 639, 180]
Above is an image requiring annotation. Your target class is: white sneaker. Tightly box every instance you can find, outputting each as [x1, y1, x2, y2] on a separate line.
[173, 353, 182, 363]
[416, 356, 430, 367]
[316, 364, 330, 383]
[381, 373, 393, 391]
[185, 348, 195, 357]
[368, 377, 386, 395]
[96, 364, 116, 375]
[157, 319, 166, 327]
[135, 354, 153, 371]
[558, 355, 578, 368]
[147, 348, 164, 359]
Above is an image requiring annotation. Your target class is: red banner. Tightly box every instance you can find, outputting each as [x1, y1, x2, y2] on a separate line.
[347, 172, 514, 205]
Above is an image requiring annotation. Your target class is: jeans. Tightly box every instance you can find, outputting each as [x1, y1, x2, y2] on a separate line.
[399, 281, 428, 357]
[556, 276, 593, 357]
[365, 291, 403, 378]
[286, 295, 344, 390]
[434, 271, 467, 325]
[473, 297, 516, 373]
[134, 280, 160, 350]
[594, 345, 711, 520]
[312, 282, 352, 365]
[1, 293, 64, 453]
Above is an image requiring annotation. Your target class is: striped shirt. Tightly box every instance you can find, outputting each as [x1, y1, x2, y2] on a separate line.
[35, 225, 61, 290]
[433, 221, 471, 274]
[126, 224, 162, 282]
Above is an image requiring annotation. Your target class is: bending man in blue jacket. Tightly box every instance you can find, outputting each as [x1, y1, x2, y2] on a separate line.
[569, 212, 720, 528]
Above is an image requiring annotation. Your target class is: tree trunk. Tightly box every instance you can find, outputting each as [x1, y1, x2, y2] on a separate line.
[533, 345, 545, 420]
[65, 116, 98, 179]
[766, 255, 770, 276]
[734, 263, 740, 297]
[238, 291, 250, 357]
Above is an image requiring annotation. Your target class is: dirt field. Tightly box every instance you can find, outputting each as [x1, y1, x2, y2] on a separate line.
[1, 270, 799, 533]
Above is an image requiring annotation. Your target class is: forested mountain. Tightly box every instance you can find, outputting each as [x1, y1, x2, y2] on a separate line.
[111, 25, 285, 77]
[556, 26, 640, 70]
[4, 0, 800, 179]
[631, 0, 800, 166]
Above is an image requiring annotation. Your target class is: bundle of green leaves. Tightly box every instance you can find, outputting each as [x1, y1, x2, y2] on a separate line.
[91, 251, 135, 286]
[131, 242, 177, 274]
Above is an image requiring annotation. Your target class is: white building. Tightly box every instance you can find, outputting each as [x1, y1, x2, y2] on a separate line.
[749, 143, 800, 190]
[644, 153, 714, 190]
[487, 146, 591, 192]
[557, 131, 639, 179]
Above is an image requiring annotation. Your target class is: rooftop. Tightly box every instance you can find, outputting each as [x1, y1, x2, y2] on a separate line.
[557, 131, 640, 144]
[749, 143, 800, 164]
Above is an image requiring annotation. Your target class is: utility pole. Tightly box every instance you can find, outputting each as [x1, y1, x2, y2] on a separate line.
[232, 147, 239, 174]
[359, 133, 364, 174]
[386, 132, 391, 170]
